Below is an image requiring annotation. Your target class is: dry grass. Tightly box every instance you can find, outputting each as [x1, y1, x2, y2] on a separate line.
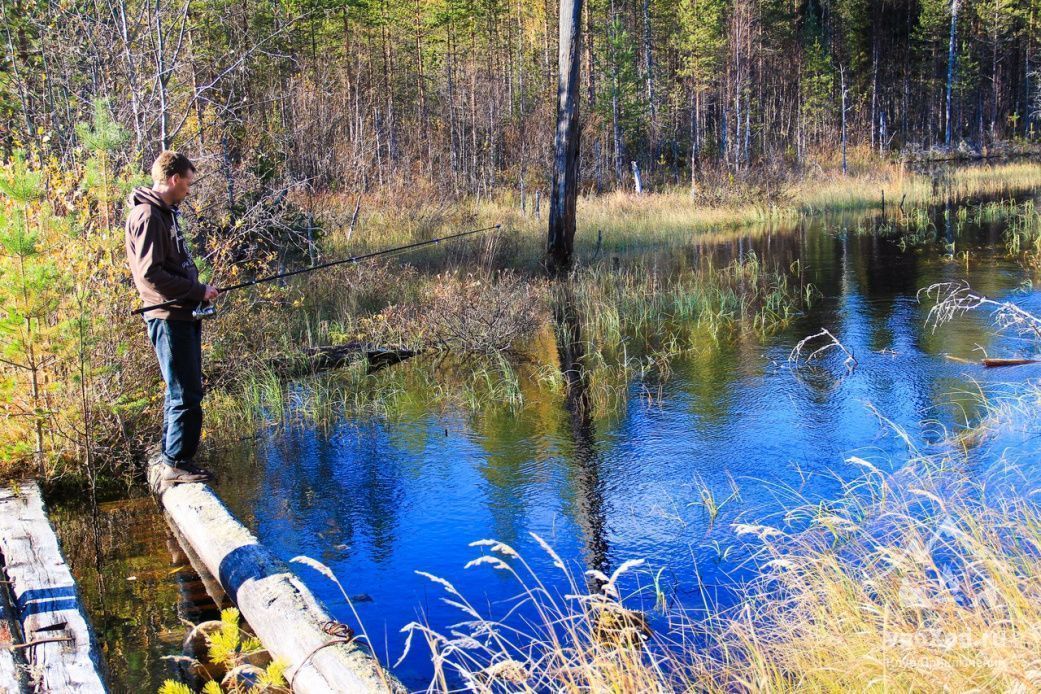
[296, 159, 1041, 271]
[691, 469, 1041, 691]
[795, 159, 1041, 214]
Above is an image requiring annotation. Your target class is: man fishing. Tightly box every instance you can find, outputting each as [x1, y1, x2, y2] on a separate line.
[126, 151, 219, 484]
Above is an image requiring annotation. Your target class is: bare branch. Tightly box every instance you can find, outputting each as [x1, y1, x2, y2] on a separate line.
[789, 328, 858, 372]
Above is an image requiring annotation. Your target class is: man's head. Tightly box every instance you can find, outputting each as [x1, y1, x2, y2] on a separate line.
[151, 151, 196, 206]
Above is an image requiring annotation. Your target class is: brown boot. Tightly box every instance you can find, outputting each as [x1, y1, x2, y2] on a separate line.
[162, 461, 215, 484]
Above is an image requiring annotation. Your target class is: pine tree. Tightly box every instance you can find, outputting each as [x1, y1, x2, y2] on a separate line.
[0, 151, 61, 473]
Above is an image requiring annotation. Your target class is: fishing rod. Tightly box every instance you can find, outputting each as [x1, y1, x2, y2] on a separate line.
[132, 223, 502, 319]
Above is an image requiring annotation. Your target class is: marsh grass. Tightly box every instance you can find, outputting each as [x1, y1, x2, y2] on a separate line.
[208, 242, 810, 432]
[795, 160, 1041, 214]
[301, 161, 1041, 267]
[572, 252, 805, 365]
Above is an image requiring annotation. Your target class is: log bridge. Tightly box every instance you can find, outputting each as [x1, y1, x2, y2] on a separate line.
[147, 461, 404, 693]
[0, 483, 106, 693]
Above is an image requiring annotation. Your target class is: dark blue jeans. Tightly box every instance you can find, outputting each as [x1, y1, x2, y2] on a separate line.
[146, 318, 203, 466]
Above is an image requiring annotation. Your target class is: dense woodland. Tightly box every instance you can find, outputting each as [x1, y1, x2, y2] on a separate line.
[1, 0, 1039, 195]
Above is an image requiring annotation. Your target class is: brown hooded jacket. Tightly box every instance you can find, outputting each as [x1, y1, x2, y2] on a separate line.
[125, 187, 206, 321]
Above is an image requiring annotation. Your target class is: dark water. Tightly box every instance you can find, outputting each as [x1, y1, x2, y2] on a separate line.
[52, 197, 1041, 691]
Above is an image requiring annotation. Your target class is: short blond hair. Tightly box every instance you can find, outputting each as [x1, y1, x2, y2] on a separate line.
[151, 151, 196, 184]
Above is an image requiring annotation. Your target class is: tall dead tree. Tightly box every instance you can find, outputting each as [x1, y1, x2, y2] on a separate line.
[547, 0, 583, 274]
[944, 0, 961, 147]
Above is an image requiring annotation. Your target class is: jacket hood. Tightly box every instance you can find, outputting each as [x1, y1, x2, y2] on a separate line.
[128, 186, 173, 211]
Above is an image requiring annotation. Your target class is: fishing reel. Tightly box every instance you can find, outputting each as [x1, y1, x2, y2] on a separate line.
[193, 302, 218, 320]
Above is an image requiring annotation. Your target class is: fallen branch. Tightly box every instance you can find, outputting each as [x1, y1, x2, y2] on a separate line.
[982, 358, 1040, 368]
[789, 328, 858, 372]
[920, 281, 1041, 341]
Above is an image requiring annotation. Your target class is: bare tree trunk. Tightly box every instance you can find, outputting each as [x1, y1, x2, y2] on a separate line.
[380, 1, 397, 163]
[880, 108, 887, 154]
[722, 104, 729, 161]
[155, 0, 169, 148]
[414, 0, 431, 174]
[470, 26, 479, 189]
[744, 99, 751, 164]
[516, 0, 526, 113]
[641, 0, 656, 158]
[116, 0, 145, 151]
[547, 0, 583, 274]
[608, 0, 623, 184]
[841, 67, 849, 174]
[945, 0, 961, 147]
[584, 0, 595, 111]
[991, 28, 999, 138]
[690, 89, 700, 196]
[871, 40, 878, 148]
[446, 26, 460, 191]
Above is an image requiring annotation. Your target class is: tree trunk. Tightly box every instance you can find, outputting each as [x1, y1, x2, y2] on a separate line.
[584, 0, 595, 111]
[945, 0, 961, 148]
[117, 0, 145, 152]
[871, 40, 878, 148]
[547, 0, 583, 274]
[609, 0, 623, 184]
[690, 89, 700, 196]
[414, 0, 431, 173]
[155, 0, 169, 148]
[840, 66, 848, 175]
[641, 0, 656, 158]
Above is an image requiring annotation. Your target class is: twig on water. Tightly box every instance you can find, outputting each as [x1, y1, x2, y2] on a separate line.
[789, 328, 858, 372]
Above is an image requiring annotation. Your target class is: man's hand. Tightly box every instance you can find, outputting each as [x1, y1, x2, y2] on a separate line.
[203, 285, 219, 302]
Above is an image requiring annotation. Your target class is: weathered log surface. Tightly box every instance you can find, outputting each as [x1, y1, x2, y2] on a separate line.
[148, 463, 403, 693]
[0, 484, 106, 693]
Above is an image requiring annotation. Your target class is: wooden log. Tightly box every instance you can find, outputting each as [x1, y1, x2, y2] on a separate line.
[147, 464, 403, 693]
[982, 357, 1040, 367]
[0, 484, 106, 693]
[303, 344, 419, 372]
[267, 343, 420, 378]
[165, 521, 230, 612]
